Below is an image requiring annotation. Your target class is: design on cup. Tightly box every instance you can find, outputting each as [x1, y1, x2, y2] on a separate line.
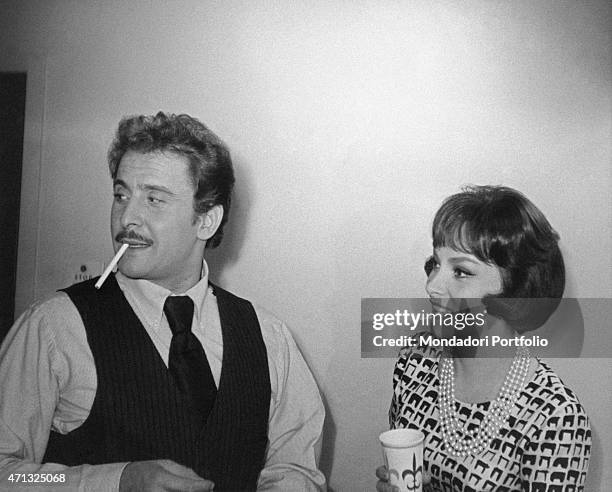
[390, 454, 422, 491]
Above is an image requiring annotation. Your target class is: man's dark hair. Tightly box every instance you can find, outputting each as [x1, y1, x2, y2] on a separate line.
[108, 111, 234, 248]
[429, 185, 565, 332]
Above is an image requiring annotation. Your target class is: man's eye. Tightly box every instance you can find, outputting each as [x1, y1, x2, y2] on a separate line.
[148, 196, 163, 204]
[113, 193, 127, 202]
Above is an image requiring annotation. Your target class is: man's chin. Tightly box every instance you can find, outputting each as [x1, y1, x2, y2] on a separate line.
[116, 261, 151, 280]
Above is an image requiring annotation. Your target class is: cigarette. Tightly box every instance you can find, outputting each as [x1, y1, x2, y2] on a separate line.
[95, 243, 129, 289]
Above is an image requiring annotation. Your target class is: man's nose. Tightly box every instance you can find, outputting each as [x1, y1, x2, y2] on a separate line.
[120, 197, 144, 229]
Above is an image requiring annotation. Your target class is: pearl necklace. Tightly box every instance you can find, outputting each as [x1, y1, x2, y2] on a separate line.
[438, 347, 530, 458]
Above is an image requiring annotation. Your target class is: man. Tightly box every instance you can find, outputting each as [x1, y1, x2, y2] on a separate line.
[0, 112, 326, 491]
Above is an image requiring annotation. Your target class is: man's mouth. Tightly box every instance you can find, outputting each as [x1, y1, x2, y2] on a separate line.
[120, 239, 151, 248]
[121, 240, 151, 249]
[115, 231, 153, 248]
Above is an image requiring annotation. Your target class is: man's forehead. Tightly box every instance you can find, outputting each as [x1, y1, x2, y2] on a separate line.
[118, 149, 190, 167]
[115, 150, 193, 190]
[113, 178, 177, 196]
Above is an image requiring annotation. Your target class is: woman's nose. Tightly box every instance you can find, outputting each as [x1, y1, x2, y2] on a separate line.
[425, 268, 445, 297]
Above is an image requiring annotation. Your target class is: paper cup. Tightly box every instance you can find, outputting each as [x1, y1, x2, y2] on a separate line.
[379, 429, 424, 492]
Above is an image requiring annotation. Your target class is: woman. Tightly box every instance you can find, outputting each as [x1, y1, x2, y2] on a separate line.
[376, 185, 591, 491]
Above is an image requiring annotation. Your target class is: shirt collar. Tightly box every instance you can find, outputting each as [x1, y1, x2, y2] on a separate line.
[115, 260, 211, 330]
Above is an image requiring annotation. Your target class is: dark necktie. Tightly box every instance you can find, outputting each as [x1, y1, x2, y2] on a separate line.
[164, 296, 217, 418]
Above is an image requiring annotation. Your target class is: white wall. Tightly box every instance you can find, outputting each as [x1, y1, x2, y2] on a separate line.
[2, 1, 610, 490]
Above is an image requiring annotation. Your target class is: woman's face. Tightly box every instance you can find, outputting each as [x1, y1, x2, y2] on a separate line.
[426, 246, 503, 312]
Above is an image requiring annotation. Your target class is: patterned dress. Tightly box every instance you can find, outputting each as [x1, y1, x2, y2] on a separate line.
[390, 345, 591, 491]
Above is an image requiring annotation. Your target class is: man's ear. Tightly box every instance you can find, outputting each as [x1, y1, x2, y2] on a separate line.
[196, 205, 224, 242]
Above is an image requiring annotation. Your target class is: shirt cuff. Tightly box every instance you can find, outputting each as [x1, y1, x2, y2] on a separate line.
[78, 461, 129, 492]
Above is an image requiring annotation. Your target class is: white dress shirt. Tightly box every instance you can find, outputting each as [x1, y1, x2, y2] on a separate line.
[0, 265, 326, 491]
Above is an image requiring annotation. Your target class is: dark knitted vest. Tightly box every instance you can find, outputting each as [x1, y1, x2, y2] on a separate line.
[43, 274, 271, 491]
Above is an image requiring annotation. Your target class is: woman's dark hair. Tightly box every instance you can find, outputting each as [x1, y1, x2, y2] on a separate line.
[428, 185, 565, 332]
[108, 111, 234, 248]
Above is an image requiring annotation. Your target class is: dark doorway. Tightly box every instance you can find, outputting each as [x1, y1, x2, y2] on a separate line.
[0, 72, 27, 343]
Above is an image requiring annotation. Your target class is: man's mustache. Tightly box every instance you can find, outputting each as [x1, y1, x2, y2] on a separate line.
[115, 230, 153, 245]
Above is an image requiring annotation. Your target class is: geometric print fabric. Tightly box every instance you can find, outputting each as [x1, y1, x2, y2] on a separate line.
[390, 345, 591, 491]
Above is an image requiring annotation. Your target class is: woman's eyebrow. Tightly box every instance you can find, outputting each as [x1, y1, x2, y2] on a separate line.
[448, 256, 480, 265]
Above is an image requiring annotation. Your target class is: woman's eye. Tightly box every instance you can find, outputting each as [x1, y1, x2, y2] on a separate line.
[454, 268, 472, 278]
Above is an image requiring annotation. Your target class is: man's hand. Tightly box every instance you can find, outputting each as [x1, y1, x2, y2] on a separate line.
[119, 459, 214, 491]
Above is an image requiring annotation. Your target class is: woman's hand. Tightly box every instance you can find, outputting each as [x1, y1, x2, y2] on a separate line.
[375, 466, 399, 492]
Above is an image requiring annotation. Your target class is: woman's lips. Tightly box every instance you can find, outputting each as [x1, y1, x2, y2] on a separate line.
[429, 299, 452, 313]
